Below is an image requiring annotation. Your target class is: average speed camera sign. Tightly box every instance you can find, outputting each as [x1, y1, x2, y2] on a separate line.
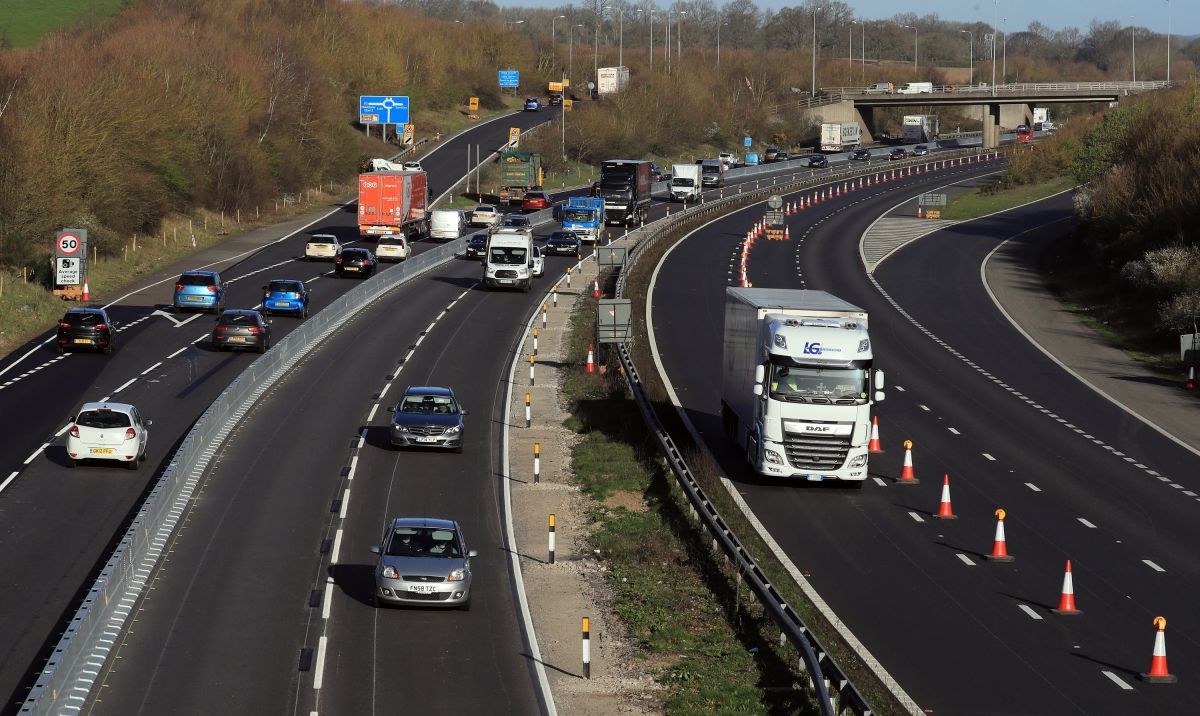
[56, 228, 87, 258]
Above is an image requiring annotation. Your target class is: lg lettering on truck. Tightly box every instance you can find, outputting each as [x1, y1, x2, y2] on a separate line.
[482, 228, 534, 292]
[720, 288, 885, 484]
[599, 160, 651, 226]
[358, 160, 430, 240]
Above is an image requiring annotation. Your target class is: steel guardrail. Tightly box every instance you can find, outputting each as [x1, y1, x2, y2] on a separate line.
[608, 145, 1006, 715]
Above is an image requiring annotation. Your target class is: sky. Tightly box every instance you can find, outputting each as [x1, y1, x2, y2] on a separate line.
[501, 1, 1196, 36]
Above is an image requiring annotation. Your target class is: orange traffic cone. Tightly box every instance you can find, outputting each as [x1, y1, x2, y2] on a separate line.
[1141, 616, 1177, 683]
[933, 474, 956, 519]
[1052, 560, 1081, 615]
[592, 279, 600, 298]
[868, 416, 882, 453]
[784, 226, 791, 241]
[1187, 365, 1195, 390]
[986, 508, 1014, 562]
[897, 440, 918, 484]
[81, 280, 90, 302]
[917, 206, 923, 218]
[586, 343, 596, 374]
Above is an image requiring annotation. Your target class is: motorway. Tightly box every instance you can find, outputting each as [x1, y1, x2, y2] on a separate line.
[650, 170, 1200, 712]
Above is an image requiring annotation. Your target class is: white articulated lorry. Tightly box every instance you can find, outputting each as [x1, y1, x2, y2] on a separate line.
[721, 287, 885, 484]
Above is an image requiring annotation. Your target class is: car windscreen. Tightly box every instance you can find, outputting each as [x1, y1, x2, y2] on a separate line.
[378, 238, 405, 246]
[178, 274, 216, 286]
[76, 410, 132, 429]
[342, 250, 369, 259]
[268, 281, 301, 294]
[474, 206, 496, 214]
[62, 312, 103, 326]
[400, 395, 459, 414]
[489, 247, 527, 265]
[386, 527, 462, 557]
[218, 314, 259, 328]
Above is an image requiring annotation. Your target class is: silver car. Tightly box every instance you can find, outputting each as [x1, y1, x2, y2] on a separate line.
[388, 386, 467, 452]
[371, 518, 477, 609]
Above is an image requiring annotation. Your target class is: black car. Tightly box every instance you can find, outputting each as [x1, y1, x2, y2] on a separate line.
[547, 93, 563, 106]
[807, 154, 829, 168]
[56, 307, 117, 355]
[502, 214, 532, 228]
[888, 147, 908, 161]
[388, 386, 467, 452]
[851, 148, 872, 161]
[545, 230, 581, 256]
[335, 247, 377, 278]
[773, 151, 792, 163]
[212, 309, 271, 353]
[464, 234, 487, 259]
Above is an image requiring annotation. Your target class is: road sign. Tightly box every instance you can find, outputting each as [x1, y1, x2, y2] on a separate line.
[358, 95, 410, 125]
[744, 136, 752, 147]
[767, 195, 783, 210]
[563, 99, 573, 111]
[596, 299, 633, 344]
[508, 127, 521, 148]
[468, 96, 479, 111]
[56, 256, 82, 285]
[403, 123, 415, 144]
[918, 193, 947, 207]
[924, 210, 942, 219]
[56, 229, 86, 257]
[498, 70, 520, 88]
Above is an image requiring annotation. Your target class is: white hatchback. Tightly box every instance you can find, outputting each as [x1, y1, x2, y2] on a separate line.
[402, 161, 423, 172]
[305, 233, 343, 261]
[66, 402, 151, 470]
[376, 234, 411, 262]
[470, 205, 501, 228]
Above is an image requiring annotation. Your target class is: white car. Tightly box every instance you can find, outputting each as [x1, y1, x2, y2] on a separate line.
[718, 152, 736, 170]
[305, 233, 343, 261]
[66, 402, 151, 470]
[402, 161, 423, 172]
[376, 234, 410, 262]
[531, 245, 545, 278]
[470, 205, 501, 228]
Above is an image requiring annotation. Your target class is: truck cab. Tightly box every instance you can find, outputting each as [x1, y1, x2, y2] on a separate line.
[561, 197, 605, 243]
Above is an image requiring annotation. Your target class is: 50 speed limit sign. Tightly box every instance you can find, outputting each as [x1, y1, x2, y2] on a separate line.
[55, 228, 87, 258]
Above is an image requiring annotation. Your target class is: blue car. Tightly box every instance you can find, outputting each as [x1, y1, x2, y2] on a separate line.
[173, 270, 224, 314]
[524, 97, 540, 112]
[261, 279, 309, 318]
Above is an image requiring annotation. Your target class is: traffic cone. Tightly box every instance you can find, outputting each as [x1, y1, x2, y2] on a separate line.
[784, 226, 790, 241]
[917, 206, 923, 218]
[897, 440, 918, 484]
[1141, 616, 1177, 683]
[592, 279, 600, 298]
[1186, 365, 1195, 390]
[1052, 560, 1081, 615]
[933, 474, 956, 519]
[81, 280, 90, 302]
[586, 343, 596, 373]
[986, 508, 1014, 562]
[868, 416, 882, 453]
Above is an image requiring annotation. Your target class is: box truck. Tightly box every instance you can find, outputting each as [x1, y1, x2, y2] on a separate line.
[820, 123, 862, 152]
[670, 164, 702, 202]
[561, 196, 605, 243]
[902, 115, 939, 143]
[497, 150, 543, 205]
[358, 168, 430, 240]
[597, 66, 630, 95]
[599, 160, 651, 226]
[721, 288, 885, 484]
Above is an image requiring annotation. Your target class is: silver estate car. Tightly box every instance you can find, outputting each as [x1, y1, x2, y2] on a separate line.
[388, 386, 467, 452]
[371, 518, 477, 609]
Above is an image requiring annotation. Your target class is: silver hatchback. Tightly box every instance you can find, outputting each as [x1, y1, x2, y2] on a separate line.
[371, 518, 477, 609]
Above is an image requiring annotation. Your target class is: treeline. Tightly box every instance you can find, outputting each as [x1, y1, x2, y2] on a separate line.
[0, 0, 540, 272]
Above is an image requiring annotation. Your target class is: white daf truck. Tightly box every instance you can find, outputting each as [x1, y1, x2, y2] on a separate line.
[721, 287, 884, 485]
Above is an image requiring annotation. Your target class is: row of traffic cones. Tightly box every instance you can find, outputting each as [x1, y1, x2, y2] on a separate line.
[879, 417, 1176, 682]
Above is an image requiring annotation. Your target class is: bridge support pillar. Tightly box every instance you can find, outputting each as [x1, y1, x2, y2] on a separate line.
[983, 103, 1002, 150]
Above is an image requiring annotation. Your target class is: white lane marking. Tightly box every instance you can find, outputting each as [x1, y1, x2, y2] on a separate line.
[312, 636, 328, 690]
[872, 477, 887, 487]
[357, 430, 366, 448]
[23, 444, 48, 465]
[918, 404, 930, 411]
[330, 528, 344, 565]
[98, 395, 111, 402]
[191, 333, 208, 345]
[166, 346, 188, 359]
[1101, 671, 1134, 690]
[0, 471, 19, 494]
[413, 334, 425, 347]
[1143, 560, 1166, 572]
[1077, 518, 1097, 529]
[982, 453, 996, 461]
[956, 553, 976, 566]
[366, 404, 379, 422]
[140, 362, 163, 376]
[113, 377, 138, 394]
[347, 455, 358, 481]
[339, 489, 350, 519]
[378, 384, 390, 400]
[907, 511, 924, 523]
[1185, 491, 1198, 497]
[322, 580, 334, 620]
[425, 321, 437, 334]
[55, 423, 72, 437]
[1017, 604, 1043, 620]
[151, 309, 204, 328]
[948, 427, 960, 435]
[1025, 482, 1042, 492]
[894, 386, 905, 392]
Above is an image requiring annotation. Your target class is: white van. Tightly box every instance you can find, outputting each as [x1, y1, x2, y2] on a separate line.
[430, 209, 466, 241]
[896, 82, 934, 94]
[483, 228, 534, 291]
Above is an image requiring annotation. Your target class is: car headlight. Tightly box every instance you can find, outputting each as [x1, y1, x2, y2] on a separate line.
[382, 566, 399, 579]
[447, 568, 467, 582]
[392, 424, 409, 433]
[445, 425, 462, 435]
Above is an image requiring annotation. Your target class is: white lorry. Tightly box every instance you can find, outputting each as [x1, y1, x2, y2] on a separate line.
[482, 227, 534, 292]
[669, 164, 702, 202]
[819, 123, 862, 152]
[721, 287, 884, 484]
[597, 66, 630, 95]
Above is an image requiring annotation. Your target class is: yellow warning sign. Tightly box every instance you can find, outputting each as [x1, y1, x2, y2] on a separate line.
[468, 96, 479, 112]
[924, 210, 941, 219]
[563, 99, 573, 111]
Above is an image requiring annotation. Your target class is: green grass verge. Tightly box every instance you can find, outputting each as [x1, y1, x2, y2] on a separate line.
[939, 175, 1076, 220]
[560, 301, 816, 715]
[0, 0, 125, 48]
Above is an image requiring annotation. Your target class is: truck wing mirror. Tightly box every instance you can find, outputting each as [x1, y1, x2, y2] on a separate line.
[753, 384, 763, 396]
[873, 370, 885, 390]
[874, 391, 886, 402]
[754, 365, 765, 384]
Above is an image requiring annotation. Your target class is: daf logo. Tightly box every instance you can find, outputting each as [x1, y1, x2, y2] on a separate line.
[803, 425, 833, 432]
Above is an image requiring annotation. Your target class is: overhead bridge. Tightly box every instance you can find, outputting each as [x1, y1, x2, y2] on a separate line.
[792, 82, 1170, 148]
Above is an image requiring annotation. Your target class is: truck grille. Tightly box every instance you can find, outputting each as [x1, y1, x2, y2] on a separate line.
[495, 269, 518, 278]
[782, 431, 851, 471]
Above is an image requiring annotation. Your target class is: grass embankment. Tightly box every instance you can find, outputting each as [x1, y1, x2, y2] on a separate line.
[561, 300, 816, 714]
[939, 174, 1076, 220]
[0, 0, 124, 48]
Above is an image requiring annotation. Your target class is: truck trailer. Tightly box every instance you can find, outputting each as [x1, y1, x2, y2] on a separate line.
[902, 115, 939, 143]
[497, 150, 543, 205]
[721, 287, 885, 484]
[820, 122, 862, 152]
[358, 169, 430, 240]
[599, 160, 651, 226]
[597, 66, 630, 95]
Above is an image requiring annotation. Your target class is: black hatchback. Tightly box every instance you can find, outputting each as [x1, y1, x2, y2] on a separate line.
[463, 234, 487, 259]
[56, 307, 117, 355]
[807, 154, 829, 168]
[335, 247, 376, 278]
[212, 309, 271, 353]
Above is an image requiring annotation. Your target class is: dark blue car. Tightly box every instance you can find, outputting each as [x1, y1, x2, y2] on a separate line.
[261, 279, 309, 318]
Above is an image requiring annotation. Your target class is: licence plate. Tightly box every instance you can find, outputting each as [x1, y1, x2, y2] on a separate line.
[73, 338, 93, 344]
[343, 266, 358, 272]
[273, 301, 290, 308]
[499, 279, 513, 285]
[409, 584, 438, 594]
[805, 475, 825, 482]
[90, 448, 114, 455]
[228, 336, 246, 343]
[187, 296, 204, 302]
[415, 436, 438, 443]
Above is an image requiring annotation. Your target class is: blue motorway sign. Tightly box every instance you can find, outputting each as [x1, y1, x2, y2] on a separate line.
[498, 70, 520, 88]
[744, 136, 753, 147]
[359, 95, 410, 125]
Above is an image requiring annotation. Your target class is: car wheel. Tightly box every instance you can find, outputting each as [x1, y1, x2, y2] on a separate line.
[257, 340, 267, 354]
[125, 457, 139, 470]
[459, 597, 471, 612]
[66, 458, 75, 468]
[56, 344, 65, 355]
[301, 306, 309, 319]
[103, 342, 113, 355]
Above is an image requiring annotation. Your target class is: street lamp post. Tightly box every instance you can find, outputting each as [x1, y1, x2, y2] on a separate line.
[1166, 0, 1172, 83]
[718, 21, 728, 67]
[961, 30, 973, 86]
[1001, 18, 1007, 83]
[850, 20, 855, 69]
[991, 0, 998, 96]
[860, 20, 865, 85]
[603, 6, 624, 67]
[551, 15, 566, 49]
[569, 24, 584, 93]
[903, 24, 917, 72]
[677, 11, 686, 62]
[812, 6, 822, 97]
[666, 11, 671, 73]
[1130, 19, 1137, 82]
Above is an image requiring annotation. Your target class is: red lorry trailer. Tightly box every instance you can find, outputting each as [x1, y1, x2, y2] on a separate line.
[358, 170, 430, 240]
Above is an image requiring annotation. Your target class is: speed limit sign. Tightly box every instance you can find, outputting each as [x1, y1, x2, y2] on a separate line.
[55, 228, 87, 258]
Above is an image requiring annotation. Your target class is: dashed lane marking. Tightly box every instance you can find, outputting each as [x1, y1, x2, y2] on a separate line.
[982, 453, 996, 461]
[956, 553, 976, 566]
[908, 512, 924, 523]
[1077, 518, 1097, 529]
[1101, 671, 1134, 690]
[140, 362, 163, 376]
[330, 529, 343, 564]
[1017, 604, 1043, 620]
[1025, 483, 1041, 492]
[1143, 560, 1166, 573]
